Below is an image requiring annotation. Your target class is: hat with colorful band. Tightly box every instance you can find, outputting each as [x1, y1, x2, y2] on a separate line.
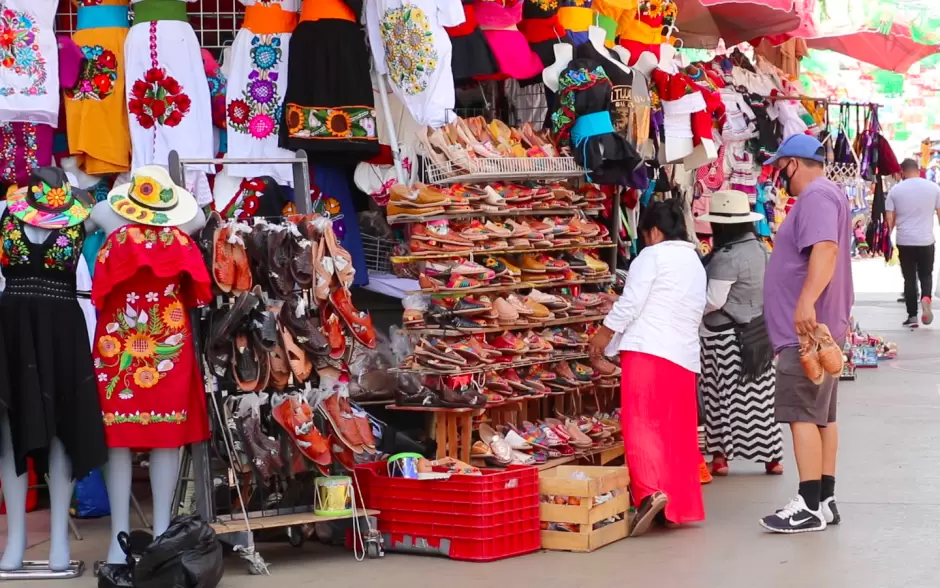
[7, 167, 91, 229]
[107, 165, 198, 227]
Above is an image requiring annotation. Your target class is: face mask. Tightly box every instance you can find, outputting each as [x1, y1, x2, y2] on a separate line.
[778, 161, 795, 193]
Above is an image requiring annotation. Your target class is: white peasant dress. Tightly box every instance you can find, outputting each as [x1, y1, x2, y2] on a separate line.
[0, 0, 58, 124]
[124, 0, 213, 174]
[223, 0, 299, 186]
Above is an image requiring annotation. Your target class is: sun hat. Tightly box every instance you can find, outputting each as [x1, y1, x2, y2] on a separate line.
[6, 167, 92, 229]
[107, 165, 198, 227]
[764, 134, 826, 166]
[697, 190, 764, 224]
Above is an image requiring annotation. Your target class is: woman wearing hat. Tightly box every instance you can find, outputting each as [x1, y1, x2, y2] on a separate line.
[698, 190, 784, 476]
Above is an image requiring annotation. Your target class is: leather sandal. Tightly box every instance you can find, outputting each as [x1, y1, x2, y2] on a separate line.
[198, 211, 222, 280]
[212, 224, 235, 293]
[280, 298, 329, 357]
[290, 236, 314, 289]
[320, 304, 347, 360]
[814, 324, 844, 376]
[232, 333, 260, 392]
[329, 287, 376, 349]
[268, 337, 291, 392]
[272, 392, 332, 466]
[279, 321, 312, 382]
[313, 233, 334, 303]
[230, 228, 253, 294]
[267, 228, 296, 300]
[323, 224, 355, 289]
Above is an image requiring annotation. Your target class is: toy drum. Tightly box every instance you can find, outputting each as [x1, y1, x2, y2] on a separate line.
[313, 476, 353, 517]
[387, 452, 422, 479]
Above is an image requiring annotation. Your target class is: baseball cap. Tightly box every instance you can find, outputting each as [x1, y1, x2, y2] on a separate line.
[764, 134, 826, 166]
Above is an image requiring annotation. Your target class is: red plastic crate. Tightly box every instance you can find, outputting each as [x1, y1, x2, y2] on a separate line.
[354, 461, 541, 562]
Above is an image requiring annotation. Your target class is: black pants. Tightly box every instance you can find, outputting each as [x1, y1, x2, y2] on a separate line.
[898, 244, 935, 317]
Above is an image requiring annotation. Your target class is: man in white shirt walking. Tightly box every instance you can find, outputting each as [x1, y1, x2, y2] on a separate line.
[886, 158, 940, 327]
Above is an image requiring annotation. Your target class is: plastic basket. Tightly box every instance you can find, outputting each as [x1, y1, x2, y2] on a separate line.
[361, 234, 396, 273]
[354, 461, 541, 562]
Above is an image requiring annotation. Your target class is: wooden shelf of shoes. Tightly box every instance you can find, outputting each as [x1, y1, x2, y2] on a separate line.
[388, 178, 619, 437]
[198, 213, 381, 529]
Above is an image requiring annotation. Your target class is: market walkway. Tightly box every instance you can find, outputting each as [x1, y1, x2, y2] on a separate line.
[9, 257, 940, 587]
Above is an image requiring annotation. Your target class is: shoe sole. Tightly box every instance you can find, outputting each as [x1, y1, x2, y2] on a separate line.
[630, 493, 668, 537]
[923, 298, 934, 325]
[758, 519, 827, 534]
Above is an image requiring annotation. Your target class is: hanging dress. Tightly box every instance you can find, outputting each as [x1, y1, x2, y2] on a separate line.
[365, 0, 464, 129]
[280, 0, 380, 163]
[444, 0, 498, 82]
[224, 0, 298, 185]
[0, 211, 107, 478]
[92, 225, 212, 449]
[64, 0, 132, 175]
[124, 0, 214, 173]
[475, 0, 543, 81]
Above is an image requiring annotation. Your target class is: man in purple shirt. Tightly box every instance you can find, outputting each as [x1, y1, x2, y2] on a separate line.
[759, 135, 854, 534]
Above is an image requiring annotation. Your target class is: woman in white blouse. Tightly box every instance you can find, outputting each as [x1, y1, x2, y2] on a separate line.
[589, 199, 707, 536]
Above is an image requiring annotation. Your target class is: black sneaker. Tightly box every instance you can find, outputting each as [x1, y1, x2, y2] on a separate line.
[922, 297, 934, 325]
[759, 496, 826, 534]
[630, 491, 668, 537]
[822, 496, 841, 525]
[903, 316, 919, 328]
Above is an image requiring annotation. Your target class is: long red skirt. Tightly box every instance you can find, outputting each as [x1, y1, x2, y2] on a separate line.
[620, 351, 705, 524]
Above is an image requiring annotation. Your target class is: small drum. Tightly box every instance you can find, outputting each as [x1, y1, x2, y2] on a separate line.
[386, 452, 422, 479]
[314, 476, 353, 517]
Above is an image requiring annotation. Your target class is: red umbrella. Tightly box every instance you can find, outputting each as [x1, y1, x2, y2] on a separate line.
[676, 0, 805, 48]
[804, 23, 940, 73]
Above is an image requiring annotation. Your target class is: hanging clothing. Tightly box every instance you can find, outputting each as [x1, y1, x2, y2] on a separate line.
[620, 351, 704, 524]
[443, 1, 498, 82]
[475, 0, 543, 81]
[518, 0, 571, 86]
[365, 0, 464, 129]
[557, 0, 592, 46]
[92, 225, 211, 449]
[0, 211, 107, 478]
[700, 332, 783, 462]
[551, 60, 643, 185]
[280, 0, 379, 163]
[124, 0, 214, 173]
[224, 0, 298, 185]
[0, 0, 59, 124]
[64, 0, 132, 175]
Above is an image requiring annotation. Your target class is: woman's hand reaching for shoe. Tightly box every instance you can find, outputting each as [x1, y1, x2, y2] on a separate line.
[589, 325, 615, 358]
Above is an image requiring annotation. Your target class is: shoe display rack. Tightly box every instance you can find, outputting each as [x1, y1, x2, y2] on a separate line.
[388, 119, 626, 470]
[168, 153, 384, 569]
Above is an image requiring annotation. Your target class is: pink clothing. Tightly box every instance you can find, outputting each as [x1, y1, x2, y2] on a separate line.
[474, 0, 543, 80]
[620, 351, 705, 525]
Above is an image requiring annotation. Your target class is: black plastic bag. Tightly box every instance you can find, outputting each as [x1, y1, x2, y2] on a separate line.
[132, 515, 224, 588]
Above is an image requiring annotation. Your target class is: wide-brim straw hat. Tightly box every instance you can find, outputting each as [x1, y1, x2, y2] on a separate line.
[698, 189, 764, 224]
[7, 167, 91, 229]
[107, 165, 198, 227]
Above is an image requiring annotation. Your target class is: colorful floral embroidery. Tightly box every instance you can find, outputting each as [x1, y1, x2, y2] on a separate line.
[0, 216, 29, 266]
[103, 410, 188, 426]
[66, 45, 118, 101]
[551, 66, 610, 147]
[528, 0, 558, 11]
[640, 0, 663, 18]
[0, 8, 48, 97]
[379, 6, 438, 96]
[128, 66, 191, 129]
[0, 123, 38, 184]
[43, 225, 82, 271]
[285, 104, 377, 141]
[228, 35, 283, 140]
[96, 281, 188, 403]
[220, 178, 265, 219]
[97, 226, 191, 265]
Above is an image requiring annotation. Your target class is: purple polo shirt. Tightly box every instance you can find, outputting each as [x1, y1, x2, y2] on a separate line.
[764, 177, 854, 351]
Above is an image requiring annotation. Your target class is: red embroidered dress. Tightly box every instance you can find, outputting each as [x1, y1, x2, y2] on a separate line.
[92, 224, 211, 448]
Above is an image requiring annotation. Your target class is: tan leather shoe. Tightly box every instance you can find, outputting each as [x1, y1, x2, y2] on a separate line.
[519, 254, 546, 273]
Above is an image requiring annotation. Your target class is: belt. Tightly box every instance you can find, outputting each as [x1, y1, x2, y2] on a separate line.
[3, 276, 78, 302]
[132, 0, 189, 26]
[77, 5, 130, 30]
[243, 3, 298, 34]
[518, 15, 565, 44]
[572, 112, 615, 182]
[299, 0, 356, 23]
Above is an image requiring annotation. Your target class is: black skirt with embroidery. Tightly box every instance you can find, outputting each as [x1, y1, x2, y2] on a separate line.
[280, 19, 381, 164]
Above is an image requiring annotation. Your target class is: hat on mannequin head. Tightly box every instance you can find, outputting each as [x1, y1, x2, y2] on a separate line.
[107, 165, 198, 227]
[7, 166, 91, 229]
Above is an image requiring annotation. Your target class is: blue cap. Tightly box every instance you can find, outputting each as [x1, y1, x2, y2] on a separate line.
[764, 134, 826, 166]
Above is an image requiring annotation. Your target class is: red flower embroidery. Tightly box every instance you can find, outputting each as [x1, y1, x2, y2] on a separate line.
[97, 51, 116, 70]
[228, 99, 250, 125]
[66, 46, 118, 102]
[128, 67, 191, 129]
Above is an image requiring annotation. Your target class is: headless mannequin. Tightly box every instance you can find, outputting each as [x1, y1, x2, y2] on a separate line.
[658, 43, 679, 73]
[90, 201, 207, 565]
[633, 51, 659, 79]
[542, 42, 573, 92]
[587, 25, 632, 77]
[0, 202, 99, 572]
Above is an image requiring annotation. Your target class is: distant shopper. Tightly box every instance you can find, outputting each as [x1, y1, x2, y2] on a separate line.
[886, 158, 940, 327]
[761, 134, 854, 534]
[588, 199, 706, 537]
[698, 190, 784, 477]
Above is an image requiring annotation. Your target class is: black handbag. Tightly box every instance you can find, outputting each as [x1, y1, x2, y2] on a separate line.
[719, 310, 773, 382]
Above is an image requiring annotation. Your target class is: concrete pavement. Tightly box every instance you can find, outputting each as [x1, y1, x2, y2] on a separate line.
[6, 257, 940, 587]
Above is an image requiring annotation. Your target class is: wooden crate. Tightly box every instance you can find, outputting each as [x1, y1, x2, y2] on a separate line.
[539, 465, 630, 552]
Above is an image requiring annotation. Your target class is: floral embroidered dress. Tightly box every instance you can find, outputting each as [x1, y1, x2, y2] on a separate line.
[224, 0, 298, 185]
[0, 210, 107, 478]
[124, 0, 213, 174]
[0, 0, 58, 124]
[64, 0, 132, 175]
[364, 0, 464, 129]
[92, 225, 211, 449]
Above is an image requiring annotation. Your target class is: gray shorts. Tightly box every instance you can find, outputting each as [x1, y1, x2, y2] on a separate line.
[774, 346, 838, 427]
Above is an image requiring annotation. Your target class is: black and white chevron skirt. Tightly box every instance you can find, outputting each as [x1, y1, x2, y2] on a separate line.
[699, 332, 783, 462]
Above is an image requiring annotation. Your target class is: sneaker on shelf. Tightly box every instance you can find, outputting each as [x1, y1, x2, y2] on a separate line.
[821, 496, 841, 525]
[922, 297, 934, 325]
[759, 496, 826, 534]
[903, 315, 919, 328]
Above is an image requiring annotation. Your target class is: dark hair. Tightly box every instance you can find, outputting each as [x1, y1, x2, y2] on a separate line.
[901, 158, 920, 173]
[712, 221, 757, 249]
[639, 198, 687, 242]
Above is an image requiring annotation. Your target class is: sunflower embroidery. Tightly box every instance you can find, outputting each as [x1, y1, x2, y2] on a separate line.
[98, 335, 121, 358]
[162, 301, 186, 329]
[380, 6, 438, 96]
[125, 332, 157, 359]
[133, 366, 160, 388]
